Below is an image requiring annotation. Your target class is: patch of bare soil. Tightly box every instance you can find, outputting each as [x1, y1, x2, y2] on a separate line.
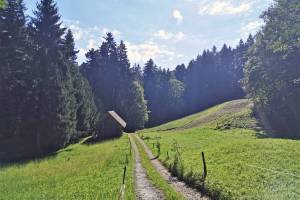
[134, 135, 209, 200]
[129, 135, 165, 200]
[178, 99, 251, 130]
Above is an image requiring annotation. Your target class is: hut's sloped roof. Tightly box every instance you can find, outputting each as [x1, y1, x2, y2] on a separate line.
[108, 111, 127, 128]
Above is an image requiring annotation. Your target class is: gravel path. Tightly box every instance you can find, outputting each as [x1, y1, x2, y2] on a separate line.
[134, 134, 209, 200]
[129, 134, 165, 200]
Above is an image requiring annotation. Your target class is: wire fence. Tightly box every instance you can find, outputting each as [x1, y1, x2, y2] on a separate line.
[117, 136, 132, 200]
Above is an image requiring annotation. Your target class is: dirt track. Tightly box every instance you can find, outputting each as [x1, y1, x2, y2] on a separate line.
[129, 135, 165, 200]
[134, 134, 208, 200]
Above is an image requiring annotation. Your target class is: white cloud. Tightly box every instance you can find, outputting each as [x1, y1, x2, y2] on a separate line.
[65, 20, 121, 43]
[78, 48, 88, 63]
[63, 20, 122, 63]
[241, 20, 264, 32]
[239, 20, 264, 38]
[173, 9, 183, 24]
[176, 32, 185, 40]
[199, 1, 251, 15]
[125, 40, 183, 66]
[154, 30, 185, 41]
[87, 39, 98, 49]
[154, 30, 173, 40]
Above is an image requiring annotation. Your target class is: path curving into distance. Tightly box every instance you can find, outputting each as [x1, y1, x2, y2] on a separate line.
[129, 134, 165, 200]
[134, 134, 209, 200]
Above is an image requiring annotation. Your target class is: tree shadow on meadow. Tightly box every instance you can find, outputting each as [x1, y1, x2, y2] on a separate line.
[0, 147, 75, 170]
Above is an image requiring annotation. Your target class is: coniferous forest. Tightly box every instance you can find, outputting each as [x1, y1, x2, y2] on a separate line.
[0, 0, 299, 162]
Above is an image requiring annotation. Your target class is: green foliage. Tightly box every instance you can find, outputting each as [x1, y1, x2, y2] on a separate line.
[120, 81, 148, 131]
[0, 0, 99, 161]
[0, 0, 35, 160]
[63, 29, 99, 138]
[244, 0, 300, 138]
[143, 59, 185, 126]
[0, 0, 6, 8]
[140, 100, 300, 200]
[82, 33, 148, 133]
[0, 135, 135, 200]
[26, 0, 77, 156]
[184, 42, 250, 115]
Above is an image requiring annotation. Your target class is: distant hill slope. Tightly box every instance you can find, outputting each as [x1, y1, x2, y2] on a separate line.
[145, 99, 260, 133]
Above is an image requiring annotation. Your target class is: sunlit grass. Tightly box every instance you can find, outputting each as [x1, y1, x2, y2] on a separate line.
[132, 135, 185, 200]
[140, 100, 300, 200]
[0, 135, 135, 200]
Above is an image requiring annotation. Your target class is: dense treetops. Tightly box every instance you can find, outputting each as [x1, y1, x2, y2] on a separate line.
[0, 0, 99, 161]
[81, 33, 148, 133]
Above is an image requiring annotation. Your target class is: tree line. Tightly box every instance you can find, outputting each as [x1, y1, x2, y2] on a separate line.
[0, 0, 299, 161]
[243, 0, 300, 138]
[0, 0, 102, 161]
[141, 36, 254, 127]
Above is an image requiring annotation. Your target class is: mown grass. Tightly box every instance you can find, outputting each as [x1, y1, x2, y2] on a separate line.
[132, 135, 185, 200]
[139, 100, 300, 200]
[0, 135, 135, 200]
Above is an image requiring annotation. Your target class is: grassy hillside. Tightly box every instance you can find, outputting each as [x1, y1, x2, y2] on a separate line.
[0, 135, 134, 200]
[139, 99, 300, 200]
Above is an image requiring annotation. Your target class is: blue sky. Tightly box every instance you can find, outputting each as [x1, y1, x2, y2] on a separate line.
[24, 0, 273, 69]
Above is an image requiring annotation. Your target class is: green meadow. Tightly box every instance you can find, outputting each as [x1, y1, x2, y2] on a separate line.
[0, 135, 134, 200]
[140, 100, 300, 200]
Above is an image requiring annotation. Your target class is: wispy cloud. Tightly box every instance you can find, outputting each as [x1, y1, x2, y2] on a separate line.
[154, 30, 185, 41]
[64, 20, 121, 63]
[199, 0, 251, 15]
[239, 20, 264, 38]
[173, 9, 183, 24]
[125, 40, 183, 67]
[241, 20, 264, 32]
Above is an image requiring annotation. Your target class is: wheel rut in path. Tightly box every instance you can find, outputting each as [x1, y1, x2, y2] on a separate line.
[129, 134, 165, 200]
[134, 134, 209, 200]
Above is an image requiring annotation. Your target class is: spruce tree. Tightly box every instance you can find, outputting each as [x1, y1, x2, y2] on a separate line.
[29, 0, 77, 155]
[64, 29, 78, 64]
[116, 40, 148, 131]
[0, 0, 33, 160]
[63, 29, 99, 137]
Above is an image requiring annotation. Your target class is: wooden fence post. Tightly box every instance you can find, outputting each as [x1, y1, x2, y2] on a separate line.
[202, 152, 207, 179]
[123, 166, 127, 184]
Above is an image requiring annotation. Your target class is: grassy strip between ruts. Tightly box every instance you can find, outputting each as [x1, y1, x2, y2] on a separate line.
[0, 135, 135, 200]
[132, 135, 186, 200]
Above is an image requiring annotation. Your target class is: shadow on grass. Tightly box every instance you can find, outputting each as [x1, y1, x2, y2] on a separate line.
[254, 129, 300, 140]
[82, 134, 123, 145]
[0, 151, 58, 170]
[0, 147, 76, 170]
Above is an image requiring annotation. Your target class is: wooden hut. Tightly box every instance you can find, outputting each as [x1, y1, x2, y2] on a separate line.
[96, 111, 127, 139]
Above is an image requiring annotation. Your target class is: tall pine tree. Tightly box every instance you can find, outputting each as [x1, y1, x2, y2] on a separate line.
[0, 0, 34, 161]
[28, 0, 77, 156]
[63, 29, 99, 138]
